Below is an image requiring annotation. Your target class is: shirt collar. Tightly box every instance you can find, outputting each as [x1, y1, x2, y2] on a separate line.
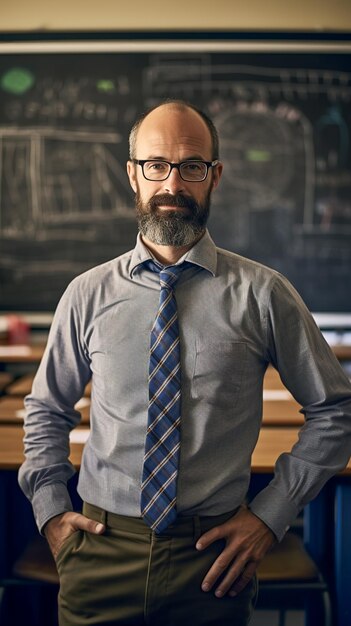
[130, 229, 217, 278]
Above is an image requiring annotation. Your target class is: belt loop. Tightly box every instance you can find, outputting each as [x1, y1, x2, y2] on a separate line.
[193, 515, 202, 542]
[99, 508, 107, 526]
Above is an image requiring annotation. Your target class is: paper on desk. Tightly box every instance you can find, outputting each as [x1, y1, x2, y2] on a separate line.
[69, 429, 90, 444]
[263, 389, 292, 400]
[0, 345, 31, 357]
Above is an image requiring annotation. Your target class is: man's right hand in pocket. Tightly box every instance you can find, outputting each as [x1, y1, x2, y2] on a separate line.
[44, 511, 105, 559]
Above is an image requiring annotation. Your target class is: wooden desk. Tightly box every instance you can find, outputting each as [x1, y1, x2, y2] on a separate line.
[0, 397, 25, 423]
[5, 375, 34, 396]
[332, 345, 351, 361]
[252, 427, 299, 472]
[250, 427, 349, 472]
[263, 367, 284, 390]
[263, 366, 303, 427]
[0, 372, 13, 392]
[262, 399, 304, 426]
[0, 425, 84, 470]
[0, 344, 46, 363]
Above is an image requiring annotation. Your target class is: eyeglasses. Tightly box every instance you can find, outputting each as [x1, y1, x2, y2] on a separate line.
[132, 159, 219, 182]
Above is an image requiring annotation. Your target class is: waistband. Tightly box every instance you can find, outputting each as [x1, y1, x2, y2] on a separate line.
[83, 502, 240, 540]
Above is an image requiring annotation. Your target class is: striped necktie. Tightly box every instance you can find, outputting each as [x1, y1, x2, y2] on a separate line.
[141, 262, 185, 533]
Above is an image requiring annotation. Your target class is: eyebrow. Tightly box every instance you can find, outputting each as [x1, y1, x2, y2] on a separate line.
[145, 155, 208, 162]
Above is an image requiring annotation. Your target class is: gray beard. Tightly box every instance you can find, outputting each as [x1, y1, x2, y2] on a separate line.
[135, 191, 211, 247]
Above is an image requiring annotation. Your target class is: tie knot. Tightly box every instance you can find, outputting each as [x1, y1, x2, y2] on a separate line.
[159, 265, 184, 291]
[143, 260, 188, 291]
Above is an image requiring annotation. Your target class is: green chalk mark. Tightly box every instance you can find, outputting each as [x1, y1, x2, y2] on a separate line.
[96, 79, 115, 93]
[246, 149, 272, 162]
[1, 67, 34, 94]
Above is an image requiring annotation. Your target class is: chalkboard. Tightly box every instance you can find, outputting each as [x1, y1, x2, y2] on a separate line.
[0, 36, 351, 313]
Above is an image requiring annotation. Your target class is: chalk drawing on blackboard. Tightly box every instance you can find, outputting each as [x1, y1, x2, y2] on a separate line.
[0, 47, 350, 311]
[316, 106, 349, 169]
[214, 103, 314, 219]
[0, 128, 132, 238]
[143, 56, 350, 239]
[145, 58, 351, 101]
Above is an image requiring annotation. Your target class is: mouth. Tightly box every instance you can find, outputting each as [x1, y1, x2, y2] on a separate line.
[151, 194, 196, 215]
[157, 204, 187, 211]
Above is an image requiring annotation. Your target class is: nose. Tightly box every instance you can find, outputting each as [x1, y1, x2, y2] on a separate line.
[163, 166, 186, 195]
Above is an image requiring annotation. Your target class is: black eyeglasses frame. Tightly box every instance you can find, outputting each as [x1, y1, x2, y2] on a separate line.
[131, 158, 219, 182]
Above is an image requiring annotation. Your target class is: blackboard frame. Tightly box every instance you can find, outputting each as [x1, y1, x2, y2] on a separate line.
[1, 30, 351, 49]
[0, 30, 351, 42]
[0, 31, 351, 320]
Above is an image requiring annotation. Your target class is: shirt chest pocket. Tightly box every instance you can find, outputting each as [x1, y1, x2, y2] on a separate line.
[191, 340, 247, 408]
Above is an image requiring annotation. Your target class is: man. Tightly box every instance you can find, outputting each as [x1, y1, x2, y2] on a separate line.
[19, 100, 351, 626]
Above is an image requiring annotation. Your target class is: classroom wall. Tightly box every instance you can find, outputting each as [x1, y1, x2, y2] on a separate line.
[1, 0, 351, 32]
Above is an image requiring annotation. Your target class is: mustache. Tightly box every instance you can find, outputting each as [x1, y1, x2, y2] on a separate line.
[148, 193, 198, 213]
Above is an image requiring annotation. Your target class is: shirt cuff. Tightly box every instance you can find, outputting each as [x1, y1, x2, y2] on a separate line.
[248, 484, 300, 542]
[32, 483, 74, 534]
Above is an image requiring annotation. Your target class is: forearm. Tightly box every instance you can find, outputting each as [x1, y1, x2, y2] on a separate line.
[259, 274, 351, 539]
[18, 279, 92, 531]
[18, 397, 79, 532]
[249, 396, 351, 540]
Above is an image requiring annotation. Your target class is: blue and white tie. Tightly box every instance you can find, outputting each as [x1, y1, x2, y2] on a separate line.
[141, 263, 185, 533]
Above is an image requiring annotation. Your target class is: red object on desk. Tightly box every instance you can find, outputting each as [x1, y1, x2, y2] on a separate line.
[6, 315, 30, 345]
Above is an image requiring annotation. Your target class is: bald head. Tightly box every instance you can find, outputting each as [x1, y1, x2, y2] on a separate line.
[129, 100, 219, 161]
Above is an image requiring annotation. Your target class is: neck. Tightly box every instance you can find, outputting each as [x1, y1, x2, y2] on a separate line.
[141, 232, 204, 265]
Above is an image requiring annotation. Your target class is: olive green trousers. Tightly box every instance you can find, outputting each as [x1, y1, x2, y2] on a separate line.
[56, 502, 257, 626]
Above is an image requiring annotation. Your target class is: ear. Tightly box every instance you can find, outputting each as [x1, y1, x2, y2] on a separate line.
[126, 160, 138, 193]
[211, 161, 223, 191]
